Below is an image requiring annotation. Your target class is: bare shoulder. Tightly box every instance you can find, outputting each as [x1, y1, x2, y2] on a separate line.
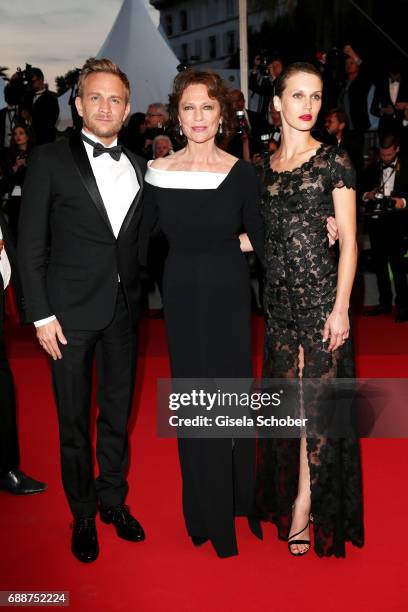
[149, 156, 173, 170]
[216, 149, 239, 172]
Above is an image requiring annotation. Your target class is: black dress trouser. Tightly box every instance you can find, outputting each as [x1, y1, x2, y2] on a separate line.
[0, 278, 20, 473]
[368, 216, 408, 309]
[51, 284, 138, 518]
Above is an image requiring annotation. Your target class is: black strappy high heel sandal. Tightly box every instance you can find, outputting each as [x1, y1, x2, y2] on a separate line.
[287, 518, 311, 556]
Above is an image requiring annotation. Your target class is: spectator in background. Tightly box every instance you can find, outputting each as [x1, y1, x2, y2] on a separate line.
[146, 134, 173, 319]
[29, 68, 59, 145]
[227, 89, 270, 161]
[120, 112, 147, 156]
[0, 79, 24, 150]
[249, 55, 284, 119]
[143, 102, 169, 158]
[152, 134, 173, 159]
[267, 98, 282, 144]
[324, 108, 348, 145]
[371, 60, 408, 137]
[362, 132, 408, 322]
[338, 45, 371, 172]
[0, 124, 33, 240]
[323, 107, 356, 163]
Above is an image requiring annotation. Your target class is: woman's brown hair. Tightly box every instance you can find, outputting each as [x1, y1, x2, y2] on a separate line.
[168, 69, 236, 145]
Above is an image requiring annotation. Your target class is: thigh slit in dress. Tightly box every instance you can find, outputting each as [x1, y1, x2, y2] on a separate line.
[256, 145, 364, 557]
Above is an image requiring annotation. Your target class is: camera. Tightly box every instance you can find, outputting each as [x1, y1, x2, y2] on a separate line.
[365, 193, 396, 217]
[235, 111, 248, 135]
[4, 64, 34, 107]
[254, 51, 270, 76]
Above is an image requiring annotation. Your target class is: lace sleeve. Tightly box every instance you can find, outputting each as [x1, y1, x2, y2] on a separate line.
[329, 146, 356, 190]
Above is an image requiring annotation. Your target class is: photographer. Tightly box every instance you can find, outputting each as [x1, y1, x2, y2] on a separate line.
[226, 89, 270, 161]
[363, 133, 408, 321]
[0, 79, 24, 151]
[28, 68, 59, 145]
[248, 55, 284, 119]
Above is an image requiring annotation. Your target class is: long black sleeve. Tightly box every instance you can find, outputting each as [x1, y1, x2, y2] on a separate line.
[17, 146, 53, 321]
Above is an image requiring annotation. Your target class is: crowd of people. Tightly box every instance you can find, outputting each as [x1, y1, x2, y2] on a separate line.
[0, 47, 406, 563]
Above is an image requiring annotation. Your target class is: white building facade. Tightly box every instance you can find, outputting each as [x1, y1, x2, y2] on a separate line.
[150, 0, 289, 69]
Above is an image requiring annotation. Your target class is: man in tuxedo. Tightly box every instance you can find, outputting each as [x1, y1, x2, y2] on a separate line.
[371, 61, 408, 137]
[362, 133, 408, 322]
[18, 58, 146, 563]
[28, 68, 60, 145]
[0, 209, 46, 494]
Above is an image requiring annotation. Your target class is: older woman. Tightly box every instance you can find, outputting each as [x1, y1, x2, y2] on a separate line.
[143, 70, 264, 558]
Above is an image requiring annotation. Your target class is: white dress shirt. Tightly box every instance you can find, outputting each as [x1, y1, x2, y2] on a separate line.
[34, 129, 139, 327]
[0, 226, 11, 290]
[389, 79, 400, 106]
[382, 163, 397, 196]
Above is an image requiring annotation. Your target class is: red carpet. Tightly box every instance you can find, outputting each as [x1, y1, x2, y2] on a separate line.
[1, 314, 407, 611]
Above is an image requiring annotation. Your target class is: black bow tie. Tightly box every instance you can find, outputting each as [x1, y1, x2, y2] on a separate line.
[390, 78, 400, 84]
[382, 162, 396, 170]
[81, 133, 122, 161]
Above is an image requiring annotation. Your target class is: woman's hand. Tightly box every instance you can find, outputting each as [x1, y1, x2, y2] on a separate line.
[239, 233, 254, 252]
[323, 309, 349, 352]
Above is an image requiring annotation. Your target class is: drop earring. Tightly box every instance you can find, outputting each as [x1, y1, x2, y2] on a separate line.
[179, 124, 183, 136]
[218, 121, 223, 135]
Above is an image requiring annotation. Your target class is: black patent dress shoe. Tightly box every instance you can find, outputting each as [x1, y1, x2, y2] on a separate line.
[395, 308, 408, 323]
[100, 504, 145, 542]
[71, 517, 99, 563]
[364, 305, 392, 316]
[190, 535, 209, 547]
[0, 470, 47, 495]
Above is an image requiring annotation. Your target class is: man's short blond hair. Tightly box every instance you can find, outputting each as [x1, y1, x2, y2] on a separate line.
[78, 58, 131, 103]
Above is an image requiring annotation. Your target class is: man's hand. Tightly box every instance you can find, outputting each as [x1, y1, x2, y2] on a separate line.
[395, 101, 408, 111]
[343, 44, 359, 63]
[393, 197, 406, 209]
[327, 216, 339, 246]
[0, 240, 4, 259]
[36, 319, 67, 360]
[364, 189, 378, 201]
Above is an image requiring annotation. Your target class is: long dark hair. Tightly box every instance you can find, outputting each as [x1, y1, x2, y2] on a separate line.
[10, 123, 34, 157]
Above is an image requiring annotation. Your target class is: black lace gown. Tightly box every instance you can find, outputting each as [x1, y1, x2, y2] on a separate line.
[255, 144, 364, 557]
[143, 159, 264, 558]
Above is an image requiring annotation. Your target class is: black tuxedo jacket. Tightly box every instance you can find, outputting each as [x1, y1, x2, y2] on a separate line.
[0, 208, 25, 321]
[362, 157, 408, 200]
[18, 133, 147, 330]
[30, 90, 60, 145]
[371, 76, 408, 126]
